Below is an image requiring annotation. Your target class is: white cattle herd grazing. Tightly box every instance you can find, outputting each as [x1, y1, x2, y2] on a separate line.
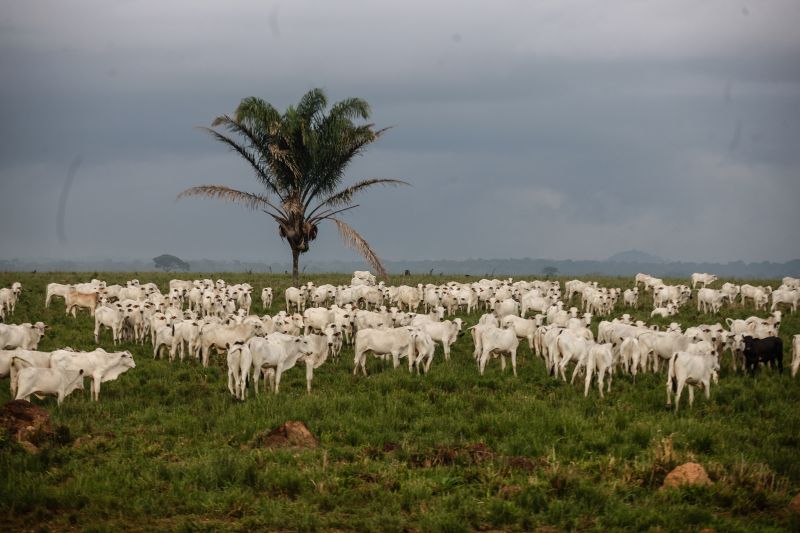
[0, 273, 798, 411]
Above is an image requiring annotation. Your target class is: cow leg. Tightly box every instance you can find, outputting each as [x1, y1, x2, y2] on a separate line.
[306, 360, 313, 394]
[674, 380, 684, 413]
[479, 350, 489, 376]
[510, 350, 517, 377]
[688, 385, 695, 409]
[597, 367, 605, 399]
[584, 359, 594, 397]
[666, 376, 673, 406]
[500, 355, 506, 373]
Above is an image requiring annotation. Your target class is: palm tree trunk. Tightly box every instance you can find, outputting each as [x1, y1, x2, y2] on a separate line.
[291, 246, 300, 287]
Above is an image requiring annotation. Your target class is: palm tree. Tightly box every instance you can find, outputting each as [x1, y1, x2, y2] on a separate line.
[178, 89, 407, 286]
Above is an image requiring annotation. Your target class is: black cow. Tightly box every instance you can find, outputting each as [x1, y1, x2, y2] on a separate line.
[742, 336, 783, 375]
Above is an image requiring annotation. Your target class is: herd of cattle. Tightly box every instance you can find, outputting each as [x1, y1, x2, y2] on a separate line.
[0, 271, 799, 412]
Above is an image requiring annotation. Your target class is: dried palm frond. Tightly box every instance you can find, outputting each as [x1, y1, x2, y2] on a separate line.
[331, 217, 387, 278]
[177, 185, 285, 219]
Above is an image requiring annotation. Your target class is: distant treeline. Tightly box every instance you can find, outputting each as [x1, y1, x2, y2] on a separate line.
[1, 257, 798, 279]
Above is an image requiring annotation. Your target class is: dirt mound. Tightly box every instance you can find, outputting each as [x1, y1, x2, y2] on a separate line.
[661, 462, 712, 490]
[251, 421, 318, 449]
[0, 400, 54, 453]
[409, 442, 495, 468]
[789, 493, 800, 514]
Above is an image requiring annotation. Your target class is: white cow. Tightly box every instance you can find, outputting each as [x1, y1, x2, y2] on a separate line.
[651, 304, 678, 318]
[783, 277, 800, 289]
[226, 342, 253, 400]
[284, 286, 308, 313]
[792, 334, 800, 378]
[199, 322, 263, 367]
[303, 307, 333, 334]
[14, 366, 85, 405]
[691, 273, 718, 289]
[2, 349, 53, 395]
[638, 331, 691, 372]
[501, 315, 539, 353]
[397, 285, 422, 312]
[0, 322, 47, 350]
[247, 334, 316, 393]
[51, 349, 135, 401]
[619, 337, 643, 377]
[697, 288, 725, 314]
[171, 320, 201, 361]
[45, 283, 73, 308]
[740, 284, 771, 310]
[520, 293, 552, 318]
[666, 352, 719, 413]
[584, 342, 614, 398]
[310, 284, 337, 307]
[261, 287, 273, 310]
[719, 283, 740, 305]
[353, 327, 416, 375]
[771, 288, 799, 313]
[622, 288, 639, 309]
[493, 298, 519, 319]
[417, 318, 463, 361]
[152, 325, 174, 360]
[476, 325, 519, 377]
[94, 306, 124, 344]
[411, 329, 437, 374]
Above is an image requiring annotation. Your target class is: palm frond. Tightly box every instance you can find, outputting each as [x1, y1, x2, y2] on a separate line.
[330, 217, 388, 278]
[328, 97, 371, 122]
[177, 185, 285, 218]
[307, 179, 409, 215]
[232, 97, 282, 129]
[197, 126, 284, 199]
[296, 88, 328, 126]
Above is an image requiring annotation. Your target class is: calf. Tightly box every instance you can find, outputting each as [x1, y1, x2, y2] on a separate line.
[247, 334, 315, 393]
[94, 306, 124, 344]
[418, 318, 463, 361]
[691, 273, 718, 289]
[14, 365, 85, 405]
[666, 352, 718, 412]
[6, 349, 54, 395]
[261, 287, 273, 310]
[226, 342, 252, 400]
[478, 325, 519, 376]
[584, 342, 614, 398]
[742, 336, 783, 375]
[65, 290, 99, 317]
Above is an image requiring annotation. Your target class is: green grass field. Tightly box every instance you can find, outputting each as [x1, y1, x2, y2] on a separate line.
[1, 272, 799, 532]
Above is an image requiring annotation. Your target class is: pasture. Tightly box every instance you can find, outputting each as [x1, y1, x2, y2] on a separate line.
[1, 271, 799, 532]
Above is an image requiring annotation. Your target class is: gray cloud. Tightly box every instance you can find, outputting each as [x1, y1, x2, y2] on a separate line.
[1, 0, 798, 265]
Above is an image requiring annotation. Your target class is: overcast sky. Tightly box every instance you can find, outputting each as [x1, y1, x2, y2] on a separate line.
[1, 0, 799, 265]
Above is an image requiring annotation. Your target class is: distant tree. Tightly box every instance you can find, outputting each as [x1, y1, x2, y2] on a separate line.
[153, 254, 190, 272]
[542, 266, 558, 278]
